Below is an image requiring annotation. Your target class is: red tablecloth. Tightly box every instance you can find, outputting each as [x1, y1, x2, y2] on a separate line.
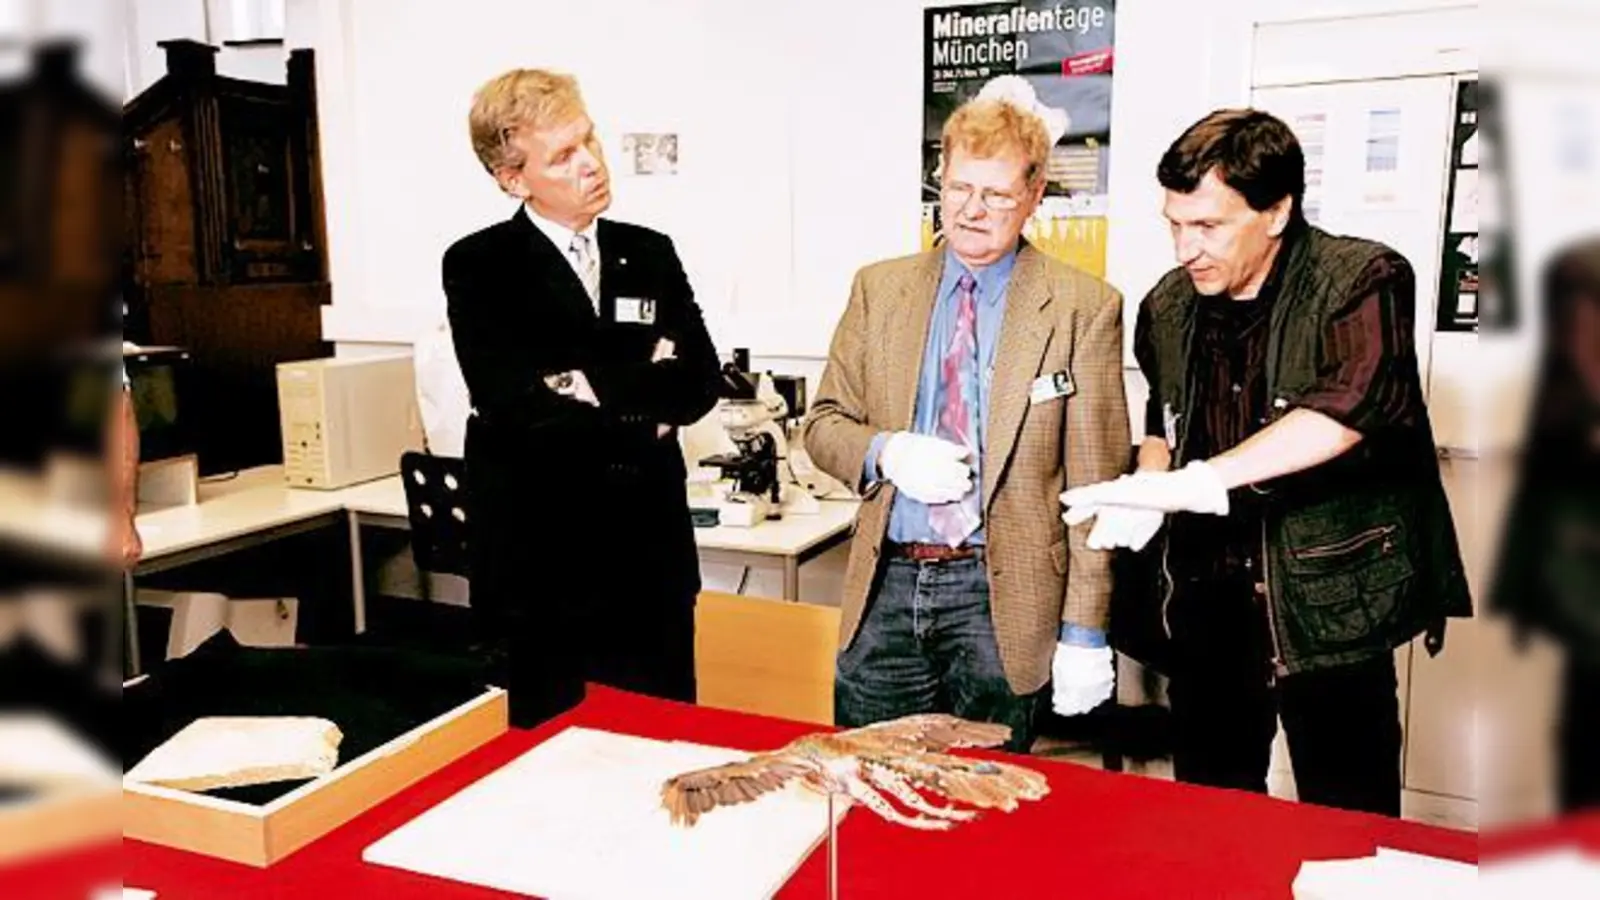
[55, 687, 1489, 898]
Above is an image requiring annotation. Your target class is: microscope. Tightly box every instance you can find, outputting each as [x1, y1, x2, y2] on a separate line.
[698, 350, 788, 524]
[692, 349, 849, 526]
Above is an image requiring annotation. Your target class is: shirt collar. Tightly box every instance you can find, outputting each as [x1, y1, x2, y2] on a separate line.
[940, 245, 1017, 307]
[523, 203, 598, 255]
[1252, 220, 1303, 304]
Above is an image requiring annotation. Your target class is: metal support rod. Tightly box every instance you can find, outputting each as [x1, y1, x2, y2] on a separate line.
[827, 790, 839, 900]
[348, 511, 367, 634]
[123, 570, 141, 678]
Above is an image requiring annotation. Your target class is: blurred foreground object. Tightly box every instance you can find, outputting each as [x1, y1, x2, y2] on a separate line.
[1490, 240, 1600, 816]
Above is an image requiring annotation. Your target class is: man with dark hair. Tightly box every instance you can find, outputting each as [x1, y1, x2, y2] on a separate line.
[1062, 109, 1471, 816]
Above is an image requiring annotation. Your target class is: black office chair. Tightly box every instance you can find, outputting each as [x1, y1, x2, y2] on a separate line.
[399, 451, 471, 581]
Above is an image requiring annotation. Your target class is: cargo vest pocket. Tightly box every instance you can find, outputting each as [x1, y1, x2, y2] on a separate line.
[1284, 524, 1414, 647]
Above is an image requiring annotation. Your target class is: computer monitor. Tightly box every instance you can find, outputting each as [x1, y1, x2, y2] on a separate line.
[121, 347, 196, 463]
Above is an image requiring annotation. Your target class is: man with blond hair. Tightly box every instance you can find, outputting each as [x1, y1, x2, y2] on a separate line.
[802, 96, 1129, 751]
[445, 69, 722, 727]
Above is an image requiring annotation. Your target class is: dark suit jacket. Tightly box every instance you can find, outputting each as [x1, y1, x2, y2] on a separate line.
[442, 206, 720, 713]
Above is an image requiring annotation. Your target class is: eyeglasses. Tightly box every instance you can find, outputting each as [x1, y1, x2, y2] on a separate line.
[942, 182, 1023, 212]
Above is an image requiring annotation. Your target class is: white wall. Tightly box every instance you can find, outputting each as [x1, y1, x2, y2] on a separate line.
[0, 0, 124, 100]
[304, 0, 1236, 363]
[128, 0, 1489, 410]
[312, 0, 931, 359]
[123, 0, 294, 101]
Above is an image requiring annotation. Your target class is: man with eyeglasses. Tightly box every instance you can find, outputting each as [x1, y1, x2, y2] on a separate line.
[803, 95, 1130, 751]
[444, 69, 723, 728]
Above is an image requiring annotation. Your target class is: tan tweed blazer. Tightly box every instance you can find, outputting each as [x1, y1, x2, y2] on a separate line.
[801, 243, 1129, 694]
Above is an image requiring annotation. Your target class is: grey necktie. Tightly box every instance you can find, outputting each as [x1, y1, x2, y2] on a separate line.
[568, 233, 600, 312]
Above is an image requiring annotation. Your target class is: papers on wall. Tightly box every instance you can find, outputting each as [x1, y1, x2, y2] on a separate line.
[1295, 111, 1329, 224]
[1360, 107, 1405, 209]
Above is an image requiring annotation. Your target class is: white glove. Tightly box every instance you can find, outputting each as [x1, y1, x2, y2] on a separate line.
[1061, 481, 1166, 551]
[878, 432, 973, 505]
[1051, 643, 1115, 717]
[1060, 461, 1229, 517]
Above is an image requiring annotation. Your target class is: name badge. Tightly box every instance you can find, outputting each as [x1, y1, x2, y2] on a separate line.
[615, 297, 657, 325]
[1029, 370, 1075, 405]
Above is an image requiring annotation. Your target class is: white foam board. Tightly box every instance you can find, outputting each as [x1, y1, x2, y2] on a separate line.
[363, 727, 840, 899]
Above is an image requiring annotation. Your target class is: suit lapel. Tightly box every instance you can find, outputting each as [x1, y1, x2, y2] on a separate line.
[886, 250, 944, 431]
[595, 218, 623, 324]
[983, 244, 1060, 513]
[511, 206, 597, 322]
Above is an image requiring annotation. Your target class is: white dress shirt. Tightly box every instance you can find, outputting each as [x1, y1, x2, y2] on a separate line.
[524, 203, 601, 314]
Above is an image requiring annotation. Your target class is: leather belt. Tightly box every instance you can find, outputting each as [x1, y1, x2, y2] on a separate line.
[886, 542, 982, 563]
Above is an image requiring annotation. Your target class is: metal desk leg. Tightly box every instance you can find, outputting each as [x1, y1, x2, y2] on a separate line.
[783, 556, 800, 602]
[123, 570, 141, 678]
[348, 510, 367, 634]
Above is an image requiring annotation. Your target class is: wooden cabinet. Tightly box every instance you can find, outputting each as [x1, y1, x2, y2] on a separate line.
[124, 40, 330, 474]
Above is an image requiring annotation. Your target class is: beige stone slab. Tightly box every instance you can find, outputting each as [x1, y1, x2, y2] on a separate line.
[124, 717, 341, 792]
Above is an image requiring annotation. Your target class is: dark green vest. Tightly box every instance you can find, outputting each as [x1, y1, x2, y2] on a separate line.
[1143, 226, 1473, 674]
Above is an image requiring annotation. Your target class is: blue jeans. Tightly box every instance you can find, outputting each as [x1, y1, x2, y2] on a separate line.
[835, 554, 1040, 753]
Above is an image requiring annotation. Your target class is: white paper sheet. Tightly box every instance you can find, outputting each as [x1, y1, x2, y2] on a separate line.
[1483, 848, 1600, 897]
[89, 887, 154, 900]
[363, 727, 840, 900]
[1293, 847, 1477, 899]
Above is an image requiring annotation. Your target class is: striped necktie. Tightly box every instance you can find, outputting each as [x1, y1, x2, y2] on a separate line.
[927, 272, 982, 547]
[568, 233, 600, 313]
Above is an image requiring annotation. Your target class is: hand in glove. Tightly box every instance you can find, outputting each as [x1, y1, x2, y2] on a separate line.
[1050, 626, 1114, 717]
[1061, 478, 1166, 551]
[1060, 461, 1230, 517]
[878, 432, 973, 505]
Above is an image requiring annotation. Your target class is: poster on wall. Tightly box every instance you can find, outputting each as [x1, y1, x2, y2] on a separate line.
[922, 1, 1116, 277]
[1436, 79, 1479, 332]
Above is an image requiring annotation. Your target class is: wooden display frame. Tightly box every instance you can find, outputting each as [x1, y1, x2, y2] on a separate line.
[124, 687, 508, 867]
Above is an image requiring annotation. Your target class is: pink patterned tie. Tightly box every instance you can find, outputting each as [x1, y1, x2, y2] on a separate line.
[927, 273, 982, 548]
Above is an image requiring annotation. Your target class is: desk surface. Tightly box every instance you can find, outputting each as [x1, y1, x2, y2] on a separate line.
[114, 685, 1476, 899]
[137, 467, 348, 561]
[692, 497, 858, 556]
[0, 465, 860, 567]
[317, 467, 860, 557]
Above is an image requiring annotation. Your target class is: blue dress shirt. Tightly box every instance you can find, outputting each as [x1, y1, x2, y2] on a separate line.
[863, 248, 1016, 546]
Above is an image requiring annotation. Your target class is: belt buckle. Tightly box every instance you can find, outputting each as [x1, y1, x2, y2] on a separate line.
[907, 542, 969, 562]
